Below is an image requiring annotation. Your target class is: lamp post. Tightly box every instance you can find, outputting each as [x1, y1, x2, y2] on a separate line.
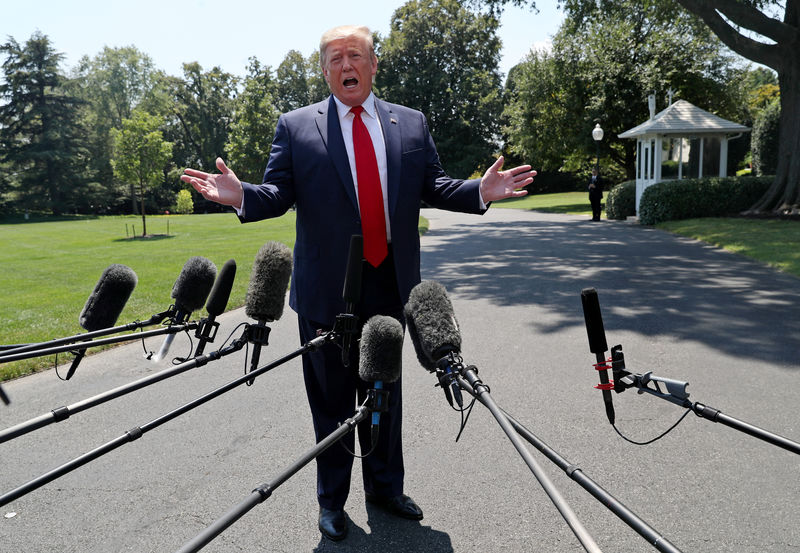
[592, 123, 604, 171]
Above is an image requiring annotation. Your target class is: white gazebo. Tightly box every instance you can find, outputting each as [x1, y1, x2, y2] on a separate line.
[618, 96, 750, 213]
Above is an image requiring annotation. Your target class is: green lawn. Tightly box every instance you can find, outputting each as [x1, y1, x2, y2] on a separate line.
[492, 191, 595, 216]
[1, 212, 297, 380]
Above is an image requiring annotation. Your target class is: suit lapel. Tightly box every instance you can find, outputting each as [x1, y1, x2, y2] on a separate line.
[376, 98, 401, 218]
[316, 95, 359, 212]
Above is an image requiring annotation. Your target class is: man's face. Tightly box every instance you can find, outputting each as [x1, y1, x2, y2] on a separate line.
[322, 35, 377, 107]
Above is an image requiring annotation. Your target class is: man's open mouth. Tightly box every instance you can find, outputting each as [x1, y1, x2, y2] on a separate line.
[343, 77, 358, 88]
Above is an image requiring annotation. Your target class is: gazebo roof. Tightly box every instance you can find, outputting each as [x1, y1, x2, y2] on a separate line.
[618, 99, 750, 138]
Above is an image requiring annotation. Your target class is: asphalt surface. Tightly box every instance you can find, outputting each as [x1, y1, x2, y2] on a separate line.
[1, 207, 799, 553]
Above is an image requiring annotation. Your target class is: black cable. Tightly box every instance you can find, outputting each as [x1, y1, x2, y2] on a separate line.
[612, 408, 692, 445]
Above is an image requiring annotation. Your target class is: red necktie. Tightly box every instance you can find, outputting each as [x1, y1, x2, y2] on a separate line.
[350, 105, 387, 268]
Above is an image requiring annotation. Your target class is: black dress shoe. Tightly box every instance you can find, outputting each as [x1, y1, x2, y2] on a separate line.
[318, 507, 348, 541]
[365, 493, 424, 521]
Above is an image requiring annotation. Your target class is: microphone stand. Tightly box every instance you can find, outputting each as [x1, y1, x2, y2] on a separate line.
[458, 380, 684, 553]
[0, 310, 173, 358]
[0, 327, 239, 444]
[0, 321, 199, 365]
[0, 329, 336, 508]
[608, 346, 800, 456]
[175, 396, 377, 553]
[446, 361, 602, 553]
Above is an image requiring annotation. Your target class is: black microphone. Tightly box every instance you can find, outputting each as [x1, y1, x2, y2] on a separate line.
[245, 242, 293, 381]
[581, 287, 615, 425]
[152, 257, 217, 362]
[404, 280, 463, 407]
[66, 264, 138, 380]
[340, 235, 363, 367]
[358, 315, 403, 447]
[195, 259, 236, 356]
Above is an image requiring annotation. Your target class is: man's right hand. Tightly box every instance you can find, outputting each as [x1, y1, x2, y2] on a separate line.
[181, 157, 244, 210]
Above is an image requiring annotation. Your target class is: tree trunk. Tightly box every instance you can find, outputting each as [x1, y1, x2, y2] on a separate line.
[130, 182, 138, 214]
[749, 55, 800, 213]
[140, 182, 147, 237]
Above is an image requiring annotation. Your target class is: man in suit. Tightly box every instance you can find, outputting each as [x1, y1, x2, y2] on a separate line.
[588, 167, 604, 221]
[182, 24, 535, 541]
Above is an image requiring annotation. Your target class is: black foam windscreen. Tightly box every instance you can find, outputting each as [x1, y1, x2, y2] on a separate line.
[245, 242, 293, 322]
[172, 257, 217, 313]
[79, 264, 138, 331]
[581, 288, 608, 354]
[359, 315, 403, 383]
[206, 259, 236, 316]
[403, 280, 462, 370]
[342, 235, 363, 304]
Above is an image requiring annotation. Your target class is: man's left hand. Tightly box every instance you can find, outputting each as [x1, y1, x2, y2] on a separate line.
[480, 156, 536, 203]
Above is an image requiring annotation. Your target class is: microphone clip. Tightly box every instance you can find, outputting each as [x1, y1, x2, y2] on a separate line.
[434, 351, 464, 408]
[367, 388, 390, 414]
[333, 312, 359, 339]
[245, 323, 271, 347]
[194, 318, 220, 344]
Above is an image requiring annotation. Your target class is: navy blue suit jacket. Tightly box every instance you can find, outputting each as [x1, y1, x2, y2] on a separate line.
[240, 95, 486, 325]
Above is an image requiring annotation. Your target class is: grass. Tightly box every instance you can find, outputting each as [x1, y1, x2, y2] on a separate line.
[493, 191, 596, 216]
[0, 213, 297, 380]
[658, 217, 800, 277]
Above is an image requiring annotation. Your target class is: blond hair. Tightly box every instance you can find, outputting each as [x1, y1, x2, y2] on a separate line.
[319, 25, 375, 67]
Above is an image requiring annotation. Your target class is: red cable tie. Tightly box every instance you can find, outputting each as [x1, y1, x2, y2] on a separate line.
[593, 361, 612, 371]
[594, 382, 615, 391]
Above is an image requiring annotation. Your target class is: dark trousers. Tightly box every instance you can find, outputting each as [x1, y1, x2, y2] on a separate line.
[590, 193, 603, 221]
[297, 247, 405, 510]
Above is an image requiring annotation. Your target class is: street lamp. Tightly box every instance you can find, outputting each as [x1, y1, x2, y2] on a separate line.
[592, 123, 604, 171]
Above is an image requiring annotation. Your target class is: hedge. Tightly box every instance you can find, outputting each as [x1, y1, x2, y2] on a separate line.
[638, 176, 773, 225]
[605, 180, 636, 220]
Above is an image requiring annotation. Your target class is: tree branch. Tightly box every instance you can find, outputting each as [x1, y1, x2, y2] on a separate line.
[706, 0, 795, 43]
[674, 0, 785, 69]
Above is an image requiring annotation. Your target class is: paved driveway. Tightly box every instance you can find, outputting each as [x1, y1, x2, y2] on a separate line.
[1, 208, 798, 552]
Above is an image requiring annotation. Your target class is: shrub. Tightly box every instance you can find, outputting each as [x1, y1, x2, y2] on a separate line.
[175, 189, 194, 214]
[605, 180, 636, 220]
[638, 176, 773, 225]
[751, 98, 780, 176]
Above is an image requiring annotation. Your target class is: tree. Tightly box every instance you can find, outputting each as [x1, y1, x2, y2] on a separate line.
[474, 0, 800, 214]
[165, 62, 237, 171]
[275, 50, 310, 114]
[377, 0, 505, 176]
[225, 57, 281, 183]
[111, 110, 173, 236]
[72, 46, 158, 214]
[672, 0, 799, 213]
[502, 1, 745, 180]
[0, 32, 88, 215]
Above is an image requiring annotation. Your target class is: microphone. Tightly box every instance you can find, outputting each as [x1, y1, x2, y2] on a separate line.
[581, 288, 615, 425]
[245, 242, 293, 381]
[152, 257, 217, 363]
[404, 280, 463, 407]
[358, 315, 403, 447]
[194, 259, 236, 356]
[67, 264, 138, 380]
[340, 235, 363, 367]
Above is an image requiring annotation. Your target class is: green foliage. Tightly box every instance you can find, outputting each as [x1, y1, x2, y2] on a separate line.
[502, 0, 746, 180]
[605, 180, 636, 220]
[0, 32, 89, 215]
[638, 176, 772, 225]
[751, 98, 780, 177]
[377, 0, 504, 176]
[71, 46, 159, 215]
[175, 189, 194, 214]
[225, 57, 281, 183]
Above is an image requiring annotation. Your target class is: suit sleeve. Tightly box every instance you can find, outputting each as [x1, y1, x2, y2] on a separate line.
[239, 115, 297, 223]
